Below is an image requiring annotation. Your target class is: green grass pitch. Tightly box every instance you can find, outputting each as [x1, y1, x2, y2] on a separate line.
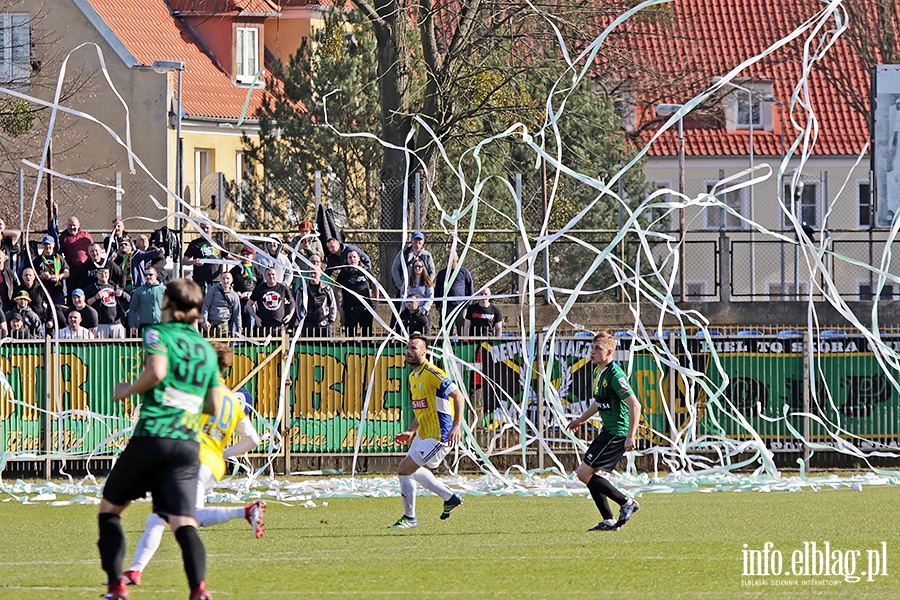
[1, 485, 898, 599]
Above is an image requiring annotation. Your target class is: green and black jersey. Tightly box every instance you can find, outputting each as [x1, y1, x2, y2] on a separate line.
[131, 323, 220, 442]
[592, 362, 635, 437]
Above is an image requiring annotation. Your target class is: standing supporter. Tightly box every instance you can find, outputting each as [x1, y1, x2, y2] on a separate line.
[398, 295, 429, 335]
[8, 314, 31, 339]
[59, 215, 94, 270]
[0, 217, 22, 271]
[290, 220, 324, 262]
[391, 232, 436, 300]
[58, 310, 95, 339]
[229, 246, 259, 334]
[297, 255, 336, 337]
[13, 267, 50, 332]
[99, 279, 219, 600]
[254, 234, 293, 287]
[465, 287, 503, 336]
[0, 246, 20, 314]
[200, 272, 242, 336]
[248, 267, 294, 335]
[34, 235, 70, 305]
[435, 249, 473, 336]
[122, 342, 264, 587]
[128, 267, 165, 337]
[69, 289, 99, 336]
[388, 334, 464, 529]
[566, 331, 642, 532]
[8, 291, 43, 338]
[401, 259, 435, 313]
[323, 236, 372, 275]
[73, 243, 125, 293]
[103, 219, 128, 255]
[85, 267, 129, 339]
[0, 310, 5, 336]
[336, 249, 376, 336]
[182, 222, 221, 293]
[125, 235, 167, 286]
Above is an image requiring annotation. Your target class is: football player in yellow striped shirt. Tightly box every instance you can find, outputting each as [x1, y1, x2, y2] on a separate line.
[123, 343, 264, 586]
[389, 334, 465, 529]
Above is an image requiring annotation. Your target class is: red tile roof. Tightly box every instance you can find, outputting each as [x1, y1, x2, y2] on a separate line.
[169, 0, 281, 15]
[88, 0, 269, 121]
[623, 0, 870, 158]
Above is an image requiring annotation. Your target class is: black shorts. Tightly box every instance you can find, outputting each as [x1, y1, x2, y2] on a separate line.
[583, 430, 627, 472]
[102, 436, 200, 518]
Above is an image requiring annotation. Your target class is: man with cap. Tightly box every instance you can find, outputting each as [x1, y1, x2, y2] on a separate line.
[34, 235, 70, 305]
[391, 231, 435, 311]
[290, 220, 324, 262]
[183, 222, 221, 293]
[69, 288, 99, 336]
[8, 313, 31, 339]
[7, 290, 43, 338]
[254, 234, 293, 288]
[85, 267, 130, 339]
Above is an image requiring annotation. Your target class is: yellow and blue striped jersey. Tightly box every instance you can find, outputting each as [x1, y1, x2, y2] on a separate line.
[198, 382, 245, 481]
[408, 360, 457, 441]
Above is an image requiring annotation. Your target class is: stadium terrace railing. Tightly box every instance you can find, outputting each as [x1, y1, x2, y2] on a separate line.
[1, 328, 898, 476]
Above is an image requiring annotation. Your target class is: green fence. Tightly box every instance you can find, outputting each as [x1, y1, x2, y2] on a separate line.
[1, 332, 898, 463]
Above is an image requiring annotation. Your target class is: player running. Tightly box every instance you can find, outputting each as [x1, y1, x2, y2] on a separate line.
[99, 279, 220, 600]
[567, 330, 642, 531]
[122, 342, 265, 586]
[389, 334, 465, 529]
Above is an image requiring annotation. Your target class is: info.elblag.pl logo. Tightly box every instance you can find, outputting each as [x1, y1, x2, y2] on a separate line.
[741, 542, 888, 586]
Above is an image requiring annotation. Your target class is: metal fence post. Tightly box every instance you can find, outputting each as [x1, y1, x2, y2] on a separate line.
[281, 330, 291, 475]
[414, 172, 421, 230]
[537, 332, 545, 470]
[43, 336, 52, 480]
[115, 172, 123, 220]
[719, 230, 730, 303]
[18, 169, 25, 230]
[314, 170, 322, 208]
[802, 331, 811, 463]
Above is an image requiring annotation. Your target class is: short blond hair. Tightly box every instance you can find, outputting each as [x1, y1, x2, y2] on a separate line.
[592, 330, 616, 352]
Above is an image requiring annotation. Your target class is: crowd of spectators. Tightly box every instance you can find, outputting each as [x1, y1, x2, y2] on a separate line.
[0, 215, 504, 340]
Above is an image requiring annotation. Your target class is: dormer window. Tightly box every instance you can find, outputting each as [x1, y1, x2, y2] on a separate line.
[736, 95, 762, 129]
[235, 26, 259, 85]
[0, 13, 31, 86]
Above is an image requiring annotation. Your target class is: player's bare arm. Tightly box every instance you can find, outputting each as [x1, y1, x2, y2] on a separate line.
[202, 385, 221, 416]
[567, 402, 599, 432]
[114, 354, 167, 400]
[623, 394, 642, 451]
[447, 388, 465, 446]
[395, 417, 419, 445]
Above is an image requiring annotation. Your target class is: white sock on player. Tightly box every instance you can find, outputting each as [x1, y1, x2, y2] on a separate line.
[129, 512, 166, 572]
[196, 507, 245, 527]
[413, 467, 454, 501]
[399, 474, 417, 518]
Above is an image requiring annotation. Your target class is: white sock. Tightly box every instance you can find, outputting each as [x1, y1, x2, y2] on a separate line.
[413, 467, 454, 501]
[399, 475, 417, 518]
[196, 507, 245, 527]
[128, 512, 166, 572]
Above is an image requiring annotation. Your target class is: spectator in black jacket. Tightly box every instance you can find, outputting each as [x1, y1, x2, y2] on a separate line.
[398, 295, 429, 335]
[323, 237, 372, 276]
[8, 290, 43, 338]
[435, 249, 474, 336]
[0, 246, 19, 314]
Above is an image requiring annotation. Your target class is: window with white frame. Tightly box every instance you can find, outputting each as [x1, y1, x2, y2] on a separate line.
[736, 94, 762, 129]
[858, 180, 872, 228]
[783, 182, 818, 227]
[235, 26, 259, 84]
[705, 182, 746, 229]
[0, 13, 31, 85]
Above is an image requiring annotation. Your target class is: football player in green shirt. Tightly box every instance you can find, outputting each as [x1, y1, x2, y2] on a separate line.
[567, 331, 642, 531]
[98, 279, 221, 600]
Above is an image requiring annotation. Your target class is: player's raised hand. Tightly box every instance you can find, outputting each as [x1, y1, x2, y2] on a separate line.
[114, 382, 132, 400]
